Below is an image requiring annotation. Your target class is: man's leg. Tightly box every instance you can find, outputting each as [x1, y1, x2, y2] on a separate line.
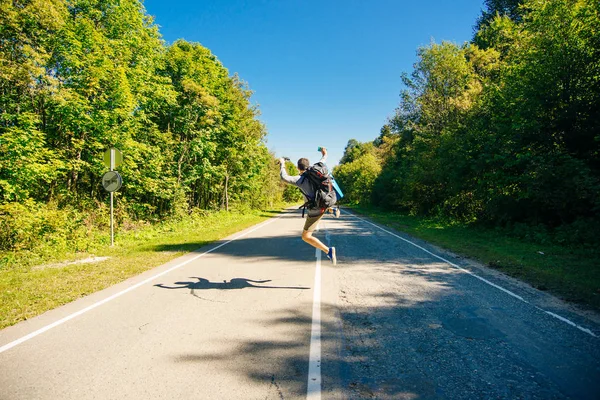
[302, 213, 328, 252]
[301, 230, 329, 253]
[302, 213, 337, 264]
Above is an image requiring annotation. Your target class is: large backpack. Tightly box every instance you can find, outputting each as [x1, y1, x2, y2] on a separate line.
[299, 162, 338, 216]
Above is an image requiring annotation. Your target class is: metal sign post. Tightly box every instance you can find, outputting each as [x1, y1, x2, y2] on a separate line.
[111, 193, 113, 246]
[110, 151, 113, 247]
[103, 148, 123, 246]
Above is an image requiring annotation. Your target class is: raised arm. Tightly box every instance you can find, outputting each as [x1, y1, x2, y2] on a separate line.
[280, 158, 300, 184]
[318, 147, 328, 164]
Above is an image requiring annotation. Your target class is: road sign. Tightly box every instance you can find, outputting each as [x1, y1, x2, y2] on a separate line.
[102, 171, 122, 192]
[103, 148, 123, 170]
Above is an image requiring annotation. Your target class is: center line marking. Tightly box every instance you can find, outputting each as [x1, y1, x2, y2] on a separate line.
[307, 247, 322, 399]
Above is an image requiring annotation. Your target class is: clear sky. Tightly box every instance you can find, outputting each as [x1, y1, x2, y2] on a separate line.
[142, 0, 484, 167]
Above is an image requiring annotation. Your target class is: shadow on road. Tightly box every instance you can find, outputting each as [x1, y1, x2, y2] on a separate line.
[154, 277, 309, 290]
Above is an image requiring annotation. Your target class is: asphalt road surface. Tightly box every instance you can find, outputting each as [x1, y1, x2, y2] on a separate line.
[1, 209, 599, 399]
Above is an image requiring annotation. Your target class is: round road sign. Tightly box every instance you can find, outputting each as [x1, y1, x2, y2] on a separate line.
[102, 171, 123, 192]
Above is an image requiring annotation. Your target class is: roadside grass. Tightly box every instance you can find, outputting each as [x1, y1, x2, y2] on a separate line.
[0, 206, 287, 330]
[349, 205, 600, 311]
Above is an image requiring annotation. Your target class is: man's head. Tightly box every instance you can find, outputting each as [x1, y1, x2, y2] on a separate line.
[297, 158, 310, 172]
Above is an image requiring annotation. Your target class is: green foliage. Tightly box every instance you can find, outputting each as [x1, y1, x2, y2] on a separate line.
[476, 0, 526, 32]
[0, 200, 95, 254]
[337, 0, 600, 247]
[334, 141, 381, 205]
[0, 115, 66, 201]
[0, 0, 285, 251]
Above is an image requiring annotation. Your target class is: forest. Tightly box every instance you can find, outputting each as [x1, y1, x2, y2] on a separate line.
[334, 0, 600, 247]
[0, 0, 284, 252]
[2, 0, 598, 255]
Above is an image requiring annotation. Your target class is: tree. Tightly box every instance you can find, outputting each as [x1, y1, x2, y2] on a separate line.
[0, 0, 284, 244]
[334, 141, 381, 205]
[476, 0, 525, 32]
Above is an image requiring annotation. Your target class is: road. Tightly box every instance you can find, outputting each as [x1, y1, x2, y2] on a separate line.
[0, 209, 599, 399]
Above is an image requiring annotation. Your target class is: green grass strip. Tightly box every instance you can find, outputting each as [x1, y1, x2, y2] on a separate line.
[0, 207, 286, 329]
[350, 205, 600, 311]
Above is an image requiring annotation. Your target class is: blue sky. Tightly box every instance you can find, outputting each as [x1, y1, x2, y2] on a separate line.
[143, 0, 484, 167]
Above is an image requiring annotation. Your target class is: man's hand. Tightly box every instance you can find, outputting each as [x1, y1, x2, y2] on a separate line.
[320, 147, 327, 157]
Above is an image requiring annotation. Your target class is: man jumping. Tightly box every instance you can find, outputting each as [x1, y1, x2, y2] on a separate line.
[279, 147, 337, 265]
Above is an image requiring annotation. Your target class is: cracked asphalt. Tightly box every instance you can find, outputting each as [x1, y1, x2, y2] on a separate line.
[0, 209, 598, 399]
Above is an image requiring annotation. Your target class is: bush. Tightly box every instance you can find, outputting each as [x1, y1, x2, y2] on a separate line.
[0, 200, 94, 253]
[502, 218, 599, 248]
[553, 218, 600, 248]
[333, 152, 381, 205]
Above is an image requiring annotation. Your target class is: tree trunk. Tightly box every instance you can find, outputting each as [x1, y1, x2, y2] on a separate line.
[71, 150, 82, 196]
[177, 143, 188, 185]
[225, 174, 229, 212]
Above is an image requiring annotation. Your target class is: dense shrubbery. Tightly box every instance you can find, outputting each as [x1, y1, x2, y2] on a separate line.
[334, 0, 600, 247]
[0, 200, 101, 255]
[0, 0, 285, 251]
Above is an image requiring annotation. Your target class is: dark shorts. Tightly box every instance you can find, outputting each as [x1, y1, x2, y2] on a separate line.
[303, 212, 325, 232]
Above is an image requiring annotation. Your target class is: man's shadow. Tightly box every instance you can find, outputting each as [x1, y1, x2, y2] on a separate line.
[154, 277, 310, 291]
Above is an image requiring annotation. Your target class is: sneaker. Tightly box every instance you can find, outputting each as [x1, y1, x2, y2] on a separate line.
[334, 207, 340, 218]
[327, 247, 337, 265]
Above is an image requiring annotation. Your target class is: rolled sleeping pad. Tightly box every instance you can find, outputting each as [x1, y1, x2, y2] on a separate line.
[331, 176, 344, 199]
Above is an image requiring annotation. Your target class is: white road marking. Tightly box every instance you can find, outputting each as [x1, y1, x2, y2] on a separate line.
[543, 310, 597, 337]
[307, 247, 323, 400]
[0, 215, 285, 354]
[345, 211, 597, 338]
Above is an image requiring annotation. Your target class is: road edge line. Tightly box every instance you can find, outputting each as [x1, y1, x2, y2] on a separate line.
[344, 210, 597, 339]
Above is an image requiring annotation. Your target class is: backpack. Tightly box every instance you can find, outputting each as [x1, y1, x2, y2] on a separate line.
[299, 162, 338, 217]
